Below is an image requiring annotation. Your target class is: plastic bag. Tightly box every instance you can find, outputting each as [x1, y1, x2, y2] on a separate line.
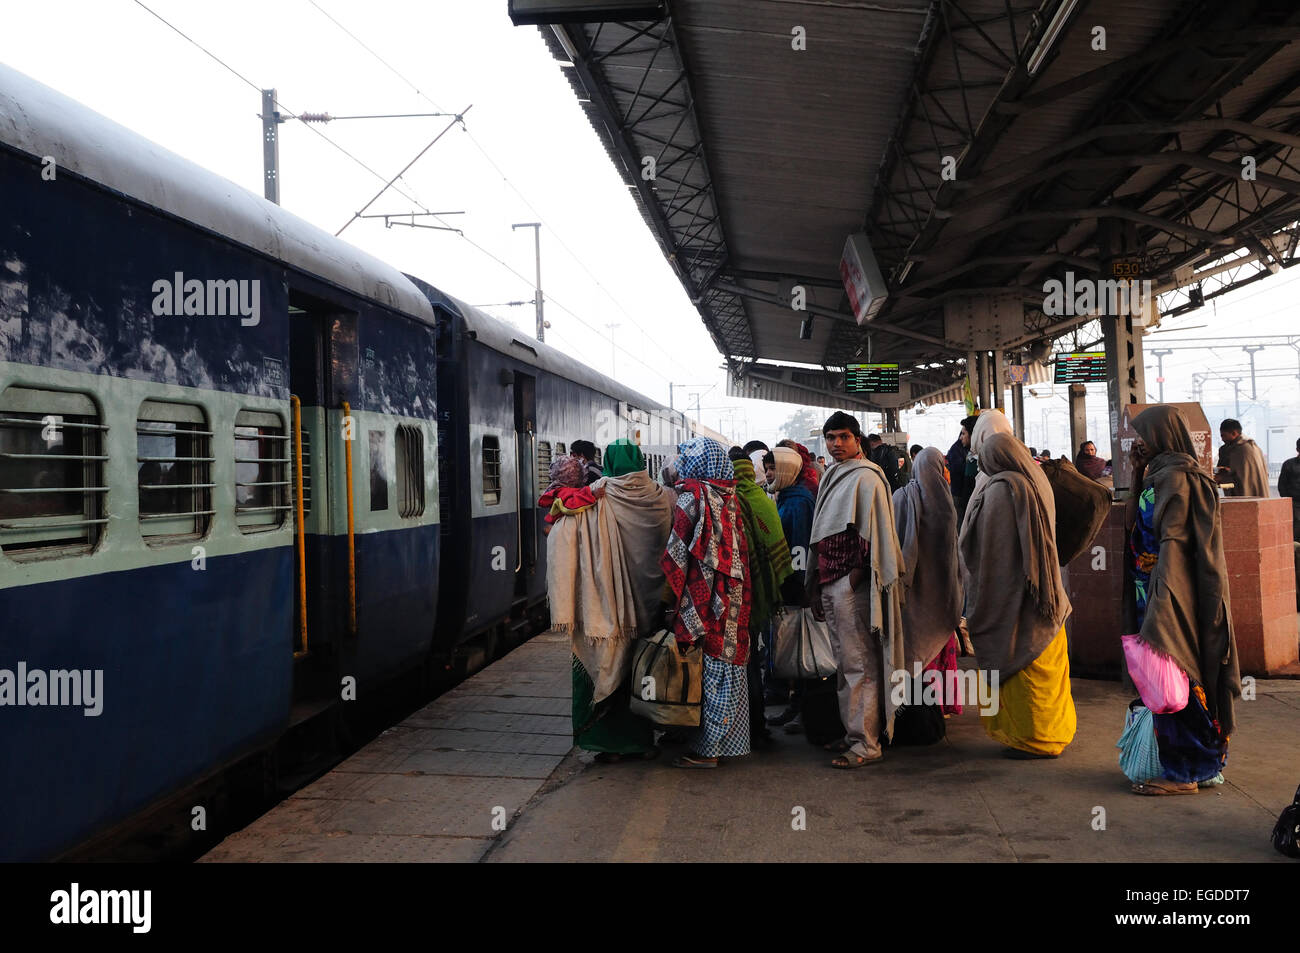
[772, 607, 837, 679]
[1116, 704, 1163, 783]
[1121, 634, 1189, 714]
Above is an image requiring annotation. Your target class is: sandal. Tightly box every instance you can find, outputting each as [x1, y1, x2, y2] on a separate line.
[673, 755, 718, 769]
[1131, 779, 1198, 796]
[822, 739, 851, 752]
[831, 752, 883, 769]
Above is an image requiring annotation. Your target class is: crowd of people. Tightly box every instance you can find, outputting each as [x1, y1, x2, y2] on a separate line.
[541, 405, 1243, 796]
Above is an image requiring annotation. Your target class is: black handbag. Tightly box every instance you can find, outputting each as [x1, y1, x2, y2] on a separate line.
[1270, 783, 1300, 859]
[888, 672, 947, 746]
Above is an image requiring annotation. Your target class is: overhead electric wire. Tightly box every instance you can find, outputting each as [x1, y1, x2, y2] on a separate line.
[303, 0, 682, 369]
[130, 0, 442, 217]
[131, 0, 674, 390]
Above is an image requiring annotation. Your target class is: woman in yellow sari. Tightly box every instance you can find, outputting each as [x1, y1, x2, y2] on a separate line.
[959, 432, 1076, 758]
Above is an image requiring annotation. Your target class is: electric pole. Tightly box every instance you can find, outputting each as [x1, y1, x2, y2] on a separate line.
[1151, 348, 1173, 403]
[513, 222, 544, 343]
[261, 89, 281, 204]
[1242, 345, 1266, 399]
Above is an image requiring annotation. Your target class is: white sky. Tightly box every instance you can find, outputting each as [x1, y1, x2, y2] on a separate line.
[3, 1, 1298, 461]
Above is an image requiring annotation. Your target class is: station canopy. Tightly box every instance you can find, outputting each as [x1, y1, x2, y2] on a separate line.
[513, 0, 1300, 410]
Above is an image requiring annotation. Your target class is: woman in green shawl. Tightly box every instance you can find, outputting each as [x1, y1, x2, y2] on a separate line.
[728, 446, 793, 743]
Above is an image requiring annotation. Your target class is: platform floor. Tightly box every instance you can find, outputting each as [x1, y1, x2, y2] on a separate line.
[201, 631, 1300, 863]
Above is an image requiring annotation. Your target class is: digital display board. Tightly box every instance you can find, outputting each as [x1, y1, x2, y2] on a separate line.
[845, 363, 900, 394]
[1053, 352, 1108, 384]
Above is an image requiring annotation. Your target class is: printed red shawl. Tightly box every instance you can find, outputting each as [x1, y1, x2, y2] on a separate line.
[661, 478, 752, 666]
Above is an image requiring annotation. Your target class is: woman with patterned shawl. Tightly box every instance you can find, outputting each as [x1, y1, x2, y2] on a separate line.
[893, 447, 964, 716]
[960, 432, 1076, 758]
[1124, 405, 1240, 795]
[543, 454, 655, 761]
[661, 437, 753, 768]
[729, 447, 793, 743]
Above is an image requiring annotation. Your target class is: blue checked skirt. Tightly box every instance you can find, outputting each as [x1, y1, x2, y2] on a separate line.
[692, 655, 751, 758]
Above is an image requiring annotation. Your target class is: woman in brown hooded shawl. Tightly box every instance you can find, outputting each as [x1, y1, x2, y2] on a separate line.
[1125, 405, 1240, 795]
[893, 447, 964, 713]
[960, 432, 1076, 758]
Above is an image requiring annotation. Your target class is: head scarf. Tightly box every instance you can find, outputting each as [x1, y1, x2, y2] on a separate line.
[601, 439, 645, 478]
[771, 446, 802, 492]
[548, 454, 586, 489]
[1131, 405, 1240, 733]
[959, 432, 1070, 677]
[892, 448, 964, 669]
[732, 458, 793, 624]
[748, 448, 767, 478]
[968, 409, 1016, 498]
[790, 442, 821, 492]
[674, 436, 734, 482]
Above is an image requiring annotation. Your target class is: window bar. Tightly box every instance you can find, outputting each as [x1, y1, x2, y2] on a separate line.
[0, 451, 110, 461]
[138, 509, 217, 520]
[0, 417, 109, 430]
[0, 517, 110, 531]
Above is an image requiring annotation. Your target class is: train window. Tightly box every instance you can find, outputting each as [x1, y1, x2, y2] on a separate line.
[235, 410, 290, 532]
[536, 440, 552, 488]
[482, 435, 502, 505]
[137, 400, 214, 542]
[369, 430, 390, 511]
[556, 442, 566, 457]
[0, 387, 107, 556]
[395, 425, 424, 518]
[593, 447, 602, 467]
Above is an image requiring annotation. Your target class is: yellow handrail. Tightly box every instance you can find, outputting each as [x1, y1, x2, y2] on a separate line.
[342, 400, 357, 636]
[291, 396, 309, 658]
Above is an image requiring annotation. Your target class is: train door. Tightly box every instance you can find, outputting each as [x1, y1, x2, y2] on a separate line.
[514, 371, 537, 600]
[287, 291, 349, 699]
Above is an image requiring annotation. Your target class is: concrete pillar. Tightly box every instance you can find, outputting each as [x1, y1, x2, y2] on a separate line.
[1012, 382, 1026, 440]
[990, 349, 1005, 410]
[1068, 383, 1088, 461]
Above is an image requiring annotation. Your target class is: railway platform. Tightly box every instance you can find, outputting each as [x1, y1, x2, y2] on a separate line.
[202, 629, 1300, 864]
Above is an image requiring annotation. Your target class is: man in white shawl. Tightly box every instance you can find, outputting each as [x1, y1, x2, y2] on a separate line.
[806, 412, 906, 768]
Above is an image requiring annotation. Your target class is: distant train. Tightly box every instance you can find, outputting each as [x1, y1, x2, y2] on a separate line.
[0, 63, 714, 861]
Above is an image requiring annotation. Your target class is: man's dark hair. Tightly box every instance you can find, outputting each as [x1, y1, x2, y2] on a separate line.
[1079, 440, 1095, 452]
[1041, 449, 1051, 457]
[762, 451, 776, 468]
[727, 445, 748, 462]
[865, 433, 882, 445]
[1221, 419, 1242, 433]
[823, 411, 863, 438]
[742, 440, 769, 455]
[1029, 447, 1038, 456]
[571, 439, 596, 460]
[960, 415, 979, 434]
[910, 444, 923, 458]
[1296, 437, 1300, 453]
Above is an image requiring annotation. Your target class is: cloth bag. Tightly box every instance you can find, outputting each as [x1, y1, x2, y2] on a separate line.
[1040, 457, 1112, 565]
[1116, 703, 1164, 783]
[1271, 782, 1300, 858]
[771, 606, 837, 679]
[628, 629, 702, 727]
[1121, 634, 1189, 713]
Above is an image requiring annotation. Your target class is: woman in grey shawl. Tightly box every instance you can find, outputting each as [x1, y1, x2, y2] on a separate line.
[893, 447, 964, 712]
[959, 432, 1076, 758]
[1124, 405, 1240, 795]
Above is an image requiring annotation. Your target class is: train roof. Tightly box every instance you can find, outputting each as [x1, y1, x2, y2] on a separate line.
[0, 63, 435, 324]
[437, 286, 680, 420]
